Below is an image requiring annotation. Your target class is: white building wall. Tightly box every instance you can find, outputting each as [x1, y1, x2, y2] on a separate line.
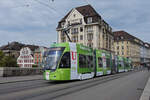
[17, 47, 34, 68]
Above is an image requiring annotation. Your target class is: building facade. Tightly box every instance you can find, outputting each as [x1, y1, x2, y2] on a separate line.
[2, 50, 20, 58]
[0, 41, 39, 59]
[34, 47, 48, 67]
[143, 43, 150, 64]
[57, 5, 114, 52]
[113, 31, 142, 66]
[17, 47, 34, 68]
[140, 41, 145, 64]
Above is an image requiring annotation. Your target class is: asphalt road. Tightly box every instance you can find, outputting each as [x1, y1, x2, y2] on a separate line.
[0, 70, 149, 100]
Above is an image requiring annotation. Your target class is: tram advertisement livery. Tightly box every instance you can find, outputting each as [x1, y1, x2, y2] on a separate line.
[43, 42, 132, 81]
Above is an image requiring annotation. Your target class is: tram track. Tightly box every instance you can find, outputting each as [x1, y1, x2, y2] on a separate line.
[0, 76, 84, 95]
[0, 70, 139, 100]
[24, 70, 137, 100]
[0, 70, 137, 100]
[0, 80, 54, 95]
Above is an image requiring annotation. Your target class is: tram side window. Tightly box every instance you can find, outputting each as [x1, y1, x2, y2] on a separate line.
[98, 57, 103, 68]
[59, 52, 70, 68]
[124, 62, 127, 67]
[121, 61, 124, 67]
[106, 58, 110, 68]
[79, 54, 87, 68]
[118, 61, 122, 67]
[87, 56, 93, 68]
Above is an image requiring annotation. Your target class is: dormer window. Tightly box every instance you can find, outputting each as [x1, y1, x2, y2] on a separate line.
[87, 17, 92, 23]
[73, 14, 76, 18]
[121, 36, 124, 39]
[80, 19, 82, 24]
[61, 22, 65, 28]
[68, 21, 70, 25]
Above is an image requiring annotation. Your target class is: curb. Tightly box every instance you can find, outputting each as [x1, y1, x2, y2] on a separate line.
[140, 73, 150, 100]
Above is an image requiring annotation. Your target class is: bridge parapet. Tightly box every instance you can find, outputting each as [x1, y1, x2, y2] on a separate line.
[0, 67, 43, 77]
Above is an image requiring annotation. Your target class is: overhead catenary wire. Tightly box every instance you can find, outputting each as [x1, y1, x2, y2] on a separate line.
[32, 0, 72, 42]
[33, 0, 63, 16]
[11, 0, 30, 8]
[10, 4, 30, 8]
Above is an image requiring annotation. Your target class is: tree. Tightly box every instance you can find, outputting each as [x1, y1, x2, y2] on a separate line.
[0, 51, 4, 59]
[0, 51, 4, 67]
[0, 51, 18, 67]
[2, 56, 18, 67]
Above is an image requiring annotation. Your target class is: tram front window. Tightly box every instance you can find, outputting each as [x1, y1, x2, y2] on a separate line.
[59, 52, 70, 68]
[44, 47, 64, 70]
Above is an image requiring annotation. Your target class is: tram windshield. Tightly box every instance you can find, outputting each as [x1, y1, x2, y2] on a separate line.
[44, 47, 65, 70]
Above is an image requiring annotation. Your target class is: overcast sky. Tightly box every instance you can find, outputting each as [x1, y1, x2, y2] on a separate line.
[0, 0, 150, 47]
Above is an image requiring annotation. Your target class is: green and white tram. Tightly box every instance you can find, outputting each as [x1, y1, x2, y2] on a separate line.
[44, 42, 94, 81]
[95, 49, 112, 76]
[43, 42, 132, 81]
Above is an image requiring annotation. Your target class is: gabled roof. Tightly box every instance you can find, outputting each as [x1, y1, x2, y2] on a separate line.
[57, 5, 101, 29]
[76, 5, 100, 17]
[60, 9, 73, 22]
[59, 4, 101, 22]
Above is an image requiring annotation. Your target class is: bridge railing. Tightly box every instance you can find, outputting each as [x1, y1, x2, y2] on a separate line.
[0, 67, 43, 77]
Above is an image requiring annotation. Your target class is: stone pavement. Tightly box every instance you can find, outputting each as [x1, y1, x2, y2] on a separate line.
[0, 75, 43, 84]
[140, 72, 150, 100]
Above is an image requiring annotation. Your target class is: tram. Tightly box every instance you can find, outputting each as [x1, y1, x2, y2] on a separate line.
[43, 42, 132, 81]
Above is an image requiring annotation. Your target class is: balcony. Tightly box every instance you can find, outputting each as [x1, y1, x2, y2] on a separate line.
[87, 30, 93, 33]
[87, 33, 93, 41]
[69, 19, 82, 26]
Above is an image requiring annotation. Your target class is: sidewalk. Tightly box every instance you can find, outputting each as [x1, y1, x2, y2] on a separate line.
[0, 75, 43, 84]
[140, 73, 150, 100]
